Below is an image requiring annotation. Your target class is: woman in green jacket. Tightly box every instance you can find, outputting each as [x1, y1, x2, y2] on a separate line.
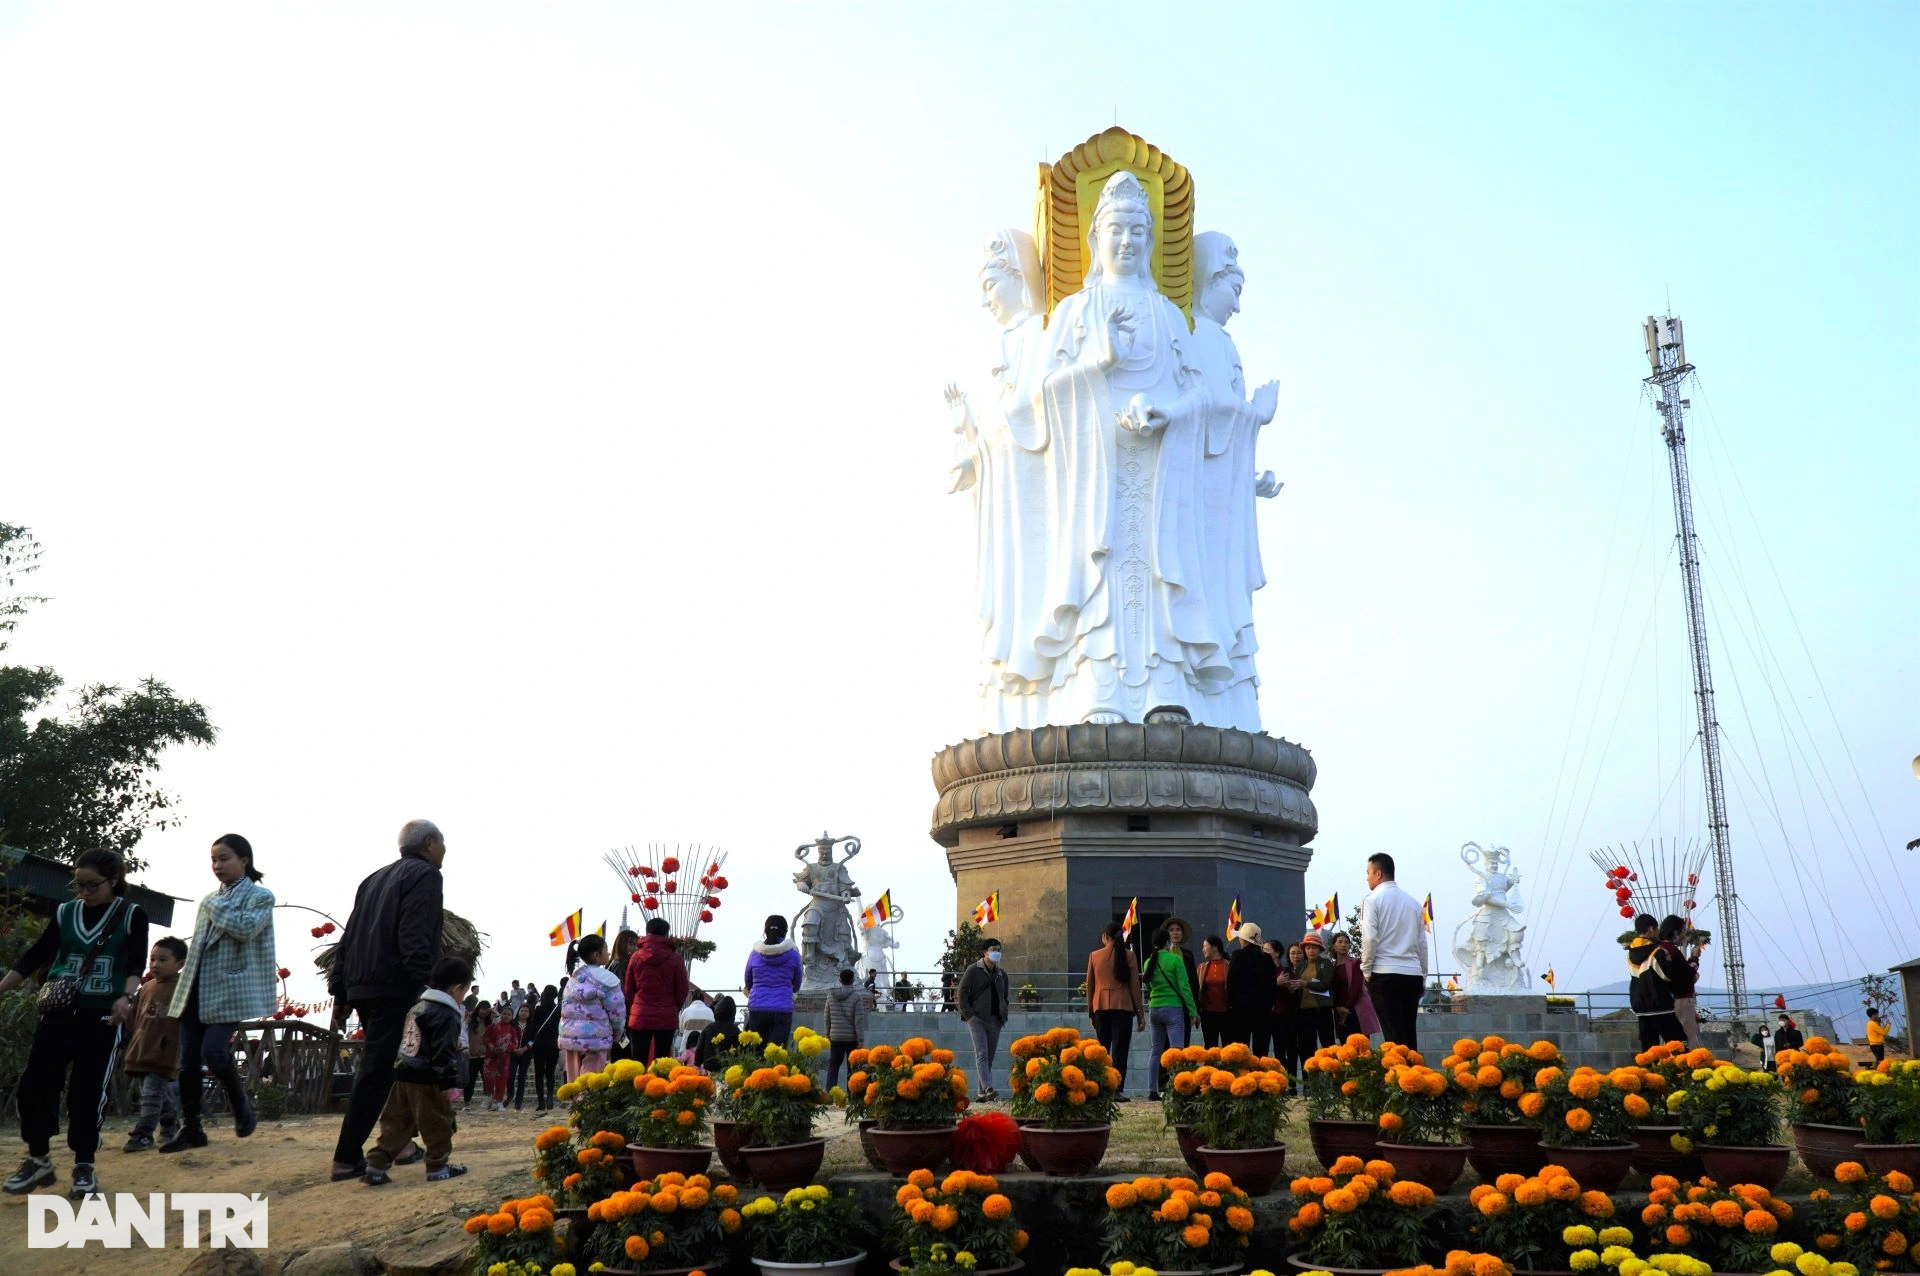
[1143, 923, 1198, 1100]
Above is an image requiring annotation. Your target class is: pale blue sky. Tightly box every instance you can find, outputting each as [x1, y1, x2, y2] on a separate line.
[1, 2, 1913, 1008]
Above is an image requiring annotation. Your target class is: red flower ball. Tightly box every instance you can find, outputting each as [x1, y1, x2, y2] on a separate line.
[1627, 871, 1638, 880]
[310, 926, 323, 938]
[1683, 898, 1696, 910]
[292, 1007, 307, 1018]
[630, 892, 641, 903]
[1687, 872, 1699, 884]
[322, 922, 336, 934]
[1613, 864, 1629, 877]
[700, 910, 714, 922]
[628, 866, 642, 877]
[1619, 905, 1635, 917]
[1615, 887, 1632, 903]
[643, 896, 659, 910]
[712, 876, 729, 890]
[664, 880, 677, 893]
[276, 967, 291, 979]
[705, 896, 721, 907]
[661, 856, 680, 873]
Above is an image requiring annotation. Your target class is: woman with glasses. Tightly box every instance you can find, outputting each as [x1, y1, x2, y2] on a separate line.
[161, 834, 277, 1152]
[0, 849, 150, 1200]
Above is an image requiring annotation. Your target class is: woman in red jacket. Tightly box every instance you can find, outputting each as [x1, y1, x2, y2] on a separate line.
[622, 918, 690, 1064]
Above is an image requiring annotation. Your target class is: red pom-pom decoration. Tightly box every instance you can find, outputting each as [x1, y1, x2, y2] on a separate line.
[1614, 865, 1629, 877]
[323, 922, 336, 934]
[950, 1112, 1022, 1173]
[310, 926, 323, 938]
[276, 967, 291, 979]
[713, 876, 729, 890]
[638, 865, 656, 877]
[1619, 905, 1635, 917]
[664, 880, 677, 893]
[661, 856, 680, 873]
[1683, 898, 1696, 910]
[1615, 887, 1632, 903]
[700, 910, 714, 922]
[629, 866, 642, 877]
[643, 896, 659, 910]
[1687, 872, 1699, 884]
[705, 896, 721, 907]
[1627, 871, 1637, 880]
[630, 892, 641, 903]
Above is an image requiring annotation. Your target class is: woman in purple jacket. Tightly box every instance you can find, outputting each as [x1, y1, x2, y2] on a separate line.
[742, 915, 802, 1043]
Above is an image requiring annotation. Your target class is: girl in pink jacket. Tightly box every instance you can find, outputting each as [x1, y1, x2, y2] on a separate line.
[557, 935, 626, 1080]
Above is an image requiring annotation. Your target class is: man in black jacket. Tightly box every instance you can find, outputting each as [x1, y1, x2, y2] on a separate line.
[363, 955, 469, 1184]
[1226, 923, 1278, 1056]
[328, 819, 447, 1181]
[957, 938, 1009, 1102]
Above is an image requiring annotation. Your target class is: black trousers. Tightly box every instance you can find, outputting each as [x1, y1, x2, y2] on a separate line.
[826, 1041, 854, 1090]
[1199, 1010, 1231, 1048]
[1637, 1012, 1685, 1049]
[509, 1052, 534, 1107]
[1091, 1010, 1135, 1094]
[1368, 973, 1424, 1052]
[744, 1009, 792, 1043]
[1231, 1008, 1274, 1059]
[631, 1027, 674, 1064]
[333, 996, 411, 1166]
[532, 1048, 560, 1109]
[462, 1056, 481, 1103]
[1294, 1007, 1337, 1069]
[19, 1008, 121, 1163]
[177, 979, 249, 1126]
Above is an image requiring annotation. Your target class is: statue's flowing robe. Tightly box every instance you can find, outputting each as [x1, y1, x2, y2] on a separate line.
[1034, 278, 1233, 724]
[1188, 314, 1267, 730]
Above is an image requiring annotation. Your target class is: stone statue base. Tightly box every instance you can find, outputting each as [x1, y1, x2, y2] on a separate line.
[931, 722, 1318, 974]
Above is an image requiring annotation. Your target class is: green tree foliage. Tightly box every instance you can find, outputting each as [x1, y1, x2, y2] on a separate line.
[0, 522, 215, 873]
[939, 920, 986, 977]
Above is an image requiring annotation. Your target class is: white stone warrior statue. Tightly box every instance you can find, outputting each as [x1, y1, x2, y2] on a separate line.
[791, 833, 863, 992]
[1453, 841, 1529, 993]
[948, 172, 1284, 735]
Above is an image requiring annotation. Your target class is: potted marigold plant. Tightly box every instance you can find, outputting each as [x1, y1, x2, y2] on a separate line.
[1850, 1058, 1920, 1178]
[1375, 1252, 1512, 1276]
[1185, 1048, 1294, 1195]
[1798, 1161, 1919, 1272]
[463, 1194, 567, 1274]
[1284, 1154, 1437, 1272]
[562, 1131, 629, 1212]
[741, 1184, 869, 1276]
[585, 1171, 740, 1275]
[1101, 1173, 1258, 1274]
[861, 1038, 969, 1176]
[1006, 1026, 1123, 1176]
[709, 1026, 769, 1180]
[1628, 1043, 1709, 1181]
[558, 1057, 651, 1144]
[1299, 1036, 1393, 1169]
[1775, 1035, 1858, 1178]
[891, 1168, 1029, 1275]
[1667, 1061, 1789, 1189]
[628, 1058, 720, 1179]
[1642, 1174, 1793, 1274]
[1452, 1036, 1560, 1183]
[1467, 1164, 1622, 1271]
[1521, 1066, 1642, 1191]
[1161, 1045, 1225, 1177]
[841, 1048, 887, 1173]
[733, 1026, 835, 1189]
[1754, 1240, 1865, 1276]
[1376, 1062, 1471, 1192]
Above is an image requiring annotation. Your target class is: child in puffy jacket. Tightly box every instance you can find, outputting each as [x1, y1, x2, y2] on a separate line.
[558, 934, 625, 1080]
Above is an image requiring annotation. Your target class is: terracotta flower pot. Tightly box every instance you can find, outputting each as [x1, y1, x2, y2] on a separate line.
[1019, 1123, 1110, 1177]
[1631, 1125, 1705, 1180]
[1198, 1143, 1288, 1195]
[738, 1138, 826, 1191]
[1308, 1118, 1379, 1170]
[552, 1205, 595, 1250]
[629, 1144, 715, 1180]
[1856, 1142, 1920, 1179]
[858, 1118, 887, 1173]
[713, 1118, 752, 1181]
[756, 1251, 867, 1276]
[1535, 1141, 1635, 1192]
[1175, 1124, 1209, 1177]
[1375, 1140, 1470, 1193]
[1793, 1123, 1865, 1180]
[1466, 1123, 1546, 1181]
[1698, 1144, 1790, 1192]
[1013, 1117, 1043, 1172]
[868, 1124, 955, 1176]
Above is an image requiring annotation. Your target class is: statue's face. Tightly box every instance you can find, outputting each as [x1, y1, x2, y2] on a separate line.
[981, 266, 1025, 326]
[1199, 271, 1243, 326]
[1094, 203, 1152, 279]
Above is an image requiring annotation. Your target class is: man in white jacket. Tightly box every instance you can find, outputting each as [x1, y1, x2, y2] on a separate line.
[1359, 853, 1427, 1052]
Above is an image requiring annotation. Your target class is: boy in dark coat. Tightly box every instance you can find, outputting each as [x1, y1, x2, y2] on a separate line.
[364, 955, 470, 1184]
[121, 937, 187, 1152]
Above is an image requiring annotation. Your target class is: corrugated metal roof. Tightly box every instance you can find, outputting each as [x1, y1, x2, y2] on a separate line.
[0, 845, 182, 928]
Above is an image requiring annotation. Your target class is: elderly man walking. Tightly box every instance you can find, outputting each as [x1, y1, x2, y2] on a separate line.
[327, 820, 447, 1181]
[1359, 853, 1427, 1053]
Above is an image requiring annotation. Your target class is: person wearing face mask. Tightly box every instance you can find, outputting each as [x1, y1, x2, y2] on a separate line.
[163, 834, 277, 1153]
[958, 938, 1009, 1102]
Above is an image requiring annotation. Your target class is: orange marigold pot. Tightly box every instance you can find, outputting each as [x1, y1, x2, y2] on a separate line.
[1698, 1144, 1790, 1192]
[867, 1124, 955, 1176]
[628, 1144, 714, 1180]
[737, 1138, 826, 1192]
[1792, 1123, 1864, 1180]
[1631, 1124, 1704, 1180]
[1535, 1141, 1635, 1192]
[1466, 1123, 1546, 1182]
[1198, 1143, 1288, 1196]
[1375, 1140, 1470, 1194]
[1308, 1118, 1379, 1170]
[712, 1118, 752, 1182]
[1855, 1142, 1920, 1179]
[1018, 1123, 1110, 1177]
[1174, 1124, 1209, 1177]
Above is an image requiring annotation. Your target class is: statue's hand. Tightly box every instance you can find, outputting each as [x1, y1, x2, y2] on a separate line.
[1118, 393, 1167, 436]
[1251, 379, 1279, 424]
[944, 382, 974, 435]
[1254, 470, 1282, 499]
[1102, 305, 1136, 367]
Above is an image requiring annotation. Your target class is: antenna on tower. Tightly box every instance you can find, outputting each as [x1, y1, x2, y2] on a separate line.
[1642, 314, 1747, 1021]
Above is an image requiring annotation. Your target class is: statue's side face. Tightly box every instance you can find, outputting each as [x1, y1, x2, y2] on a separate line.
[1094, 203, 1152, 280]
[981, 266, 1025, 326]
[1199, 272, 1243, 325]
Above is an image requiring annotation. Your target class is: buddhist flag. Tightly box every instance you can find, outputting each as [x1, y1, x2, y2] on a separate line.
[972, 891, 1000, 925]
[862, 890, 895, 930]
[1225, 896, 1242, 937]
[1310, 893, 1339, 928]
[1446, 977, 1460, 994]
[1120, 896, 1139, 942]
[548, 908, 583, 947]
[1541, 966, 1556, 991]
[1421, 894, 1434, 932]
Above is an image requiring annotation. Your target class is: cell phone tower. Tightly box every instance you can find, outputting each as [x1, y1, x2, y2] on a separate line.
[1643, 315, 1746, 1020]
